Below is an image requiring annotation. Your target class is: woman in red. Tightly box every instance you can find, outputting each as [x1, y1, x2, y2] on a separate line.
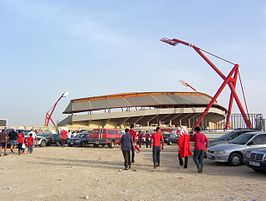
[178, 127, 192, 168]
[17, 132, 24, 155]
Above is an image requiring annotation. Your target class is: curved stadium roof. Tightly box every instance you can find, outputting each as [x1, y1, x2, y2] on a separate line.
[63, 91, 227, 114]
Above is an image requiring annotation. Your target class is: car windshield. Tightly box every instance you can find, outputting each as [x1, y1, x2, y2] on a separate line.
[230, 133, 255, 145]
[75, 134, 87, 138]
[218, 131, 237, 140]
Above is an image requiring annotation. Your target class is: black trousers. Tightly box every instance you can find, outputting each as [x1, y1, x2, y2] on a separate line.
[146, 140, 151, 148]
[122, 150, 131, 168]
[131, 145, 135, 162]
[152, 146, 161, 165]
[178, 154, 188, 168]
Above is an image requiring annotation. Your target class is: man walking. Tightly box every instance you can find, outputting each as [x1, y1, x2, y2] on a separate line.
[145, 131, 151, 148]
[191, 126, 208, 173]
[61, 130, 67, 146]
[178, 127, 192, 168]
[151, 127, 164, 168]
[129, 125, 136, 163]
[121, 128, 133, 170]
[8, 129, 18, 153]
[137, 131, 143, 148]
[0, 129, 8, 156]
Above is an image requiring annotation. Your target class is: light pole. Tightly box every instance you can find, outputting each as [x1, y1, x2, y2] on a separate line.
[44, 92, 69, 127]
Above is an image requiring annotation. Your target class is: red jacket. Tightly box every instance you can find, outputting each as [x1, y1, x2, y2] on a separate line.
[178, 134, 192, 158]
[191, 132, 208, 151]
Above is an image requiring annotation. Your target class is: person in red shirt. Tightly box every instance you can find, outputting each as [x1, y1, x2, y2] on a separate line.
[61, 130, 67, 147]
[178, 127, 192, 169]
[151, 127, 164, 168]
[128, 125, 137, 163]
[191, 126, 208, 173]
[17, 132, 24, 155]
[137, 131, 143, 148]
[28, 134, 34, 154]
[145, 131, 151, 148]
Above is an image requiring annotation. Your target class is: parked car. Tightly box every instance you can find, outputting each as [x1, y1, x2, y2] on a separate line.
[209, 129, 258, 147]
[38, 133, 63, 146]
[165, 133, 178, 145]
[207, 132, 266, 166]
[67, 133, 90, 147]
[246, 148, 266, 172]
[163, 133, 172, 143]
[88, 128, 122, 148]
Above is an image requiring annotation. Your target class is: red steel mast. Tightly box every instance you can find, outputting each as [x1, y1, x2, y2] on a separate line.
[161, 38, 252, 129]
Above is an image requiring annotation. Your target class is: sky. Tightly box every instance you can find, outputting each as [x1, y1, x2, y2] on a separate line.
[1, 0, 266, 126]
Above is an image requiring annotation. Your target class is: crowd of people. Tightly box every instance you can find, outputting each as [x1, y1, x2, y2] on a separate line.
[0, 129, 37, 156]
[1, 126, 208, 173]
[121, 125, 208, 173]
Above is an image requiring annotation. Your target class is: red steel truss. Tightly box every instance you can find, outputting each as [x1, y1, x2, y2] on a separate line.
[160, 38, 252, 129]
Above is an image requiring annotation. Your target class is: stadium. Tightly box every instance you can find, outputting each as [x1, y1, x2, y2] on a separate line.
[58, 91, 227, 129]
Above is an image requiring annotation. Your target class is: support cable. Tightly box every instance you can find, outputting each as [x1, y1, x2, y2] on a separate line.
[238, 71, 250, 119]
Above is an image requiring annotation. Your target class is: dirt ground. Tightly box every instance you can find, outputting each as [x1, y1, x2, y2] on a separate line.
[0, 145, 265, 201]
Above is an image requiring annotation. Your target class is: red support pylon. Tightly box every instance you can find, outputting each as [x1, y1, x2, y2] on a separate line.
[160, 38, 252, 129]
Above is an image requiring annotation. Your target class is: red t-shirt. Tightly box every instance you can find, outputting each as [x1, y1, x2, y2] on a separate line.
[28, 136, 34, 146]
[129, 129, 136, 142]
[191, 132, 208, 151]
[17, 133, 24, 144]
[137, 133, 142, 140]
[145, 133, 150, 140]
[151, 132, 163, 147]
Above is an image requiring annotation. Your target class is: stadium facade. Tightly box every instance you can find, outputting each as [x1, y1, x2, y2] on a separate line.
[58, 92, 227, 129]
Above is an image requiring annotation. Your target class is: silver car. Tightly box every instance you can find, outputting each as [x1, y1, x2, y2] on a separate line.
[207, 132, 266, 166]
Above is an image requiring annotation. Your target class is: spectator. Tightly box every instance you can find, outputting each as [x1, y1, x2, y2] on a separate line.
[28, 129, 37, 146]
[129, 125, 137, 163]
[151, 127, 164, 168]
[61, 130, 67, 146]
[145, 131, 151, 148]
[178, 127, 192, 169]
[8, 129, 18, 153]
[28, 133, 34, 154]
[191, 126, 208, 173]
[0, 129, 8, 156]
[120, 128, 133, 170]
[137, 131, 143, 148]
[17, 132, 24, 155]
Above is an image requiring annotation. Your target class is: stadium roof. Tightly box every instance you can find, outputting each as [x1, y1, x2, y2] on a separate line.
[63, 91, 226, 114]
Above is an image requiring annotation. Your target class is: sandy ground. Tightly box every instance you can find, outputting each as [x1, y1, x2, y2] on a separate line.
[0, 145, 265, 201]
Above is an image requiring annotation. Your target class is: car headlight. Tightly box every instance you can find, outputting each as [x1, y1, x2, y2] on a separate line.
[215, 150, 225, 154]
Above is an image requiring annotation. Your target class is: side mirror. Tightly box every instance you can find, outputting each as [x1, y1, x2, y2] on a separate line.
[247, 141, 255, 146]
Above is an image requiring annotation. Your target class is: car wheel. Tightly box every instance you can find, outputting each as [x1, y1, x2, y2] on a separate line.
[40, 140, 46, 147]
[108, 141, 115, 148]
[229, 152, 242, 166]
[80, 142, 85, 147]
[93, 144, 99, 148]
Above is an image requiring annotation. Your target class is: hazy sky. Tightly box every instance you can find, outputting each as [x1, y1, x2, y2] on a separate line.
[1, 0, 266, 126]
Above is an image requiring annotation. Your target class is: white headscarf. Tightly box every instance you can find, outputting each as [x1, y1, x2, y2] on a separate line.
[180, 126, 189, 136]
